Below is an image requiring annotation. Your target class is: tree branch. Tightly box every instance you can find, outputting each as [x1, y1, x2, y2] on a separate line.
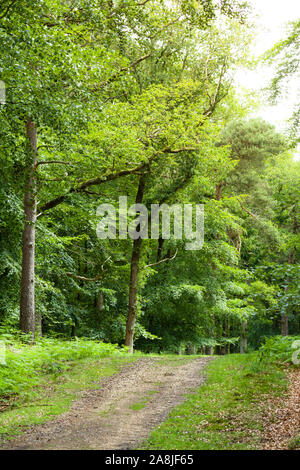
[63, 257, 111, 282]
[38, 146, 197, 216]
[36, 161, 75, 167]
[96, 52, 153, 90]
[0, 0, 17, 19]
[64, 272, 104, 282]
[237, 198, 258, 219]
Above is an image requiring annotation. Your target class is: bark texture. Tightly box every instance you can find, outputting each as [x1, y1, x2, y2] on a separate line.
[20, 117, 37, 337]
[125, 175, 146, 352]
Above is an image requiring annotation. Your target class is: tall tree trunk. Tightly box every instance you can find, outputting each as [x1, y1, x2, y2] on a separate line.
[125, 175, 146, 353]
[20, 118, 37, 338]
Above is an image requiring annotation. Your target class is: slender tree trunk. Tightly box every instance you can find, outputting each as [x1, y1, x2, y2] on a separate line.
[125, 175, 146, 353]
[20, 118, 37, 338]
[216, 182, 222, 201]
[224, 318, 229, 354]
[187, 344, 196, 354]
[281, 314, 288, 336]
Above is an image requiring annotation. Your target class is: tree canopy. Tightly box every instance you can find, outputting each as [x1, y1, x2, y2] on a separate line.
[0, 0, 299, 355]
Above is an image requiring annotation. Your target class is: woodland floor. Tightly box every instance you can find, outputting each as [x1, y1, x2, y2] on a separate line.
[1, 356, 299, 450]
[0, 356, 211, 450]
[261, 368, 300, 450]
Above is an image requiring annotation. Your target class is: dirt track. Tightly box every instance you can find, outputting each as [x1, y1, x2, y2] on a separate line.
[2, 356, 211, 450]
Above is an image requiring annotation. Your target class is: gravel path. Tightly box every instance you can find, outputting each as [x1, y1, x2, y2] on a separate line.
[2, 356, 212, 450]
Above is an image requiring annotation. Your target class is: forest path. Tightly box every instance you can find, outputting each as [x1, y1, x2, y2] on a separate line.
[3, 356, 212, 450]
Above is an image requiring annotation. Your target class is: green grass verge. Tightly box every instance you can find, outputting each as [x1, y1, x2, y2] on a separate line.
[139, 353, 287, 450]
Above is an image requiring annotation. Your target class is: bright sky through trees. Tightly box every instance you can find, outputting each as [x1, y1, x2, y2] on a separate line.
[235, 0, 300, 159]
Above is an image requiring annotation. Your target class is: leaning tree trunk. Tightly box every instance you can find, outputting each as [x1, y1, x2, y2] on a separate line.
[124, 175, 146, 353]
[20, 117, 37, 338]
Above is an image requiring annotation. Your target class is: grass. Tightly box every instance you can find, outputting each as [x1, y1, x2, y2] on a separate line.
[0, 342, 293, 449]
[139, 353, 288, 450]
[130, 390, 159, 411]
[151, 355, 207, 368]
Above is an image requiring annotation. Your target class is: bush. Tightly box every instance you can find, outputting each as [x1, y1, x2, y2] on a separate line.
[258, 335, 300, 365]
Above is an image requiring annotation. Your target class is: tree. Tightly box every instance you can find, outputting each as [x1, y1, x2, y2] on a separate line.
[2, 0, 250, 336]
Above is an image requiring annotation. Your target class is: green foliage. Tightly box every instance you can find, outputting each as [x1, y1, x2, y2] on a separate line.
[258, 335, 300, 366]
[264, 19, 300, 142]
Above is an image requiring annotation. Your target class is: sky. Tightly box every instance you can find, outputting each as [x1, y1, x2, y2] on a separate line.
[234, 0, 300, 159]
